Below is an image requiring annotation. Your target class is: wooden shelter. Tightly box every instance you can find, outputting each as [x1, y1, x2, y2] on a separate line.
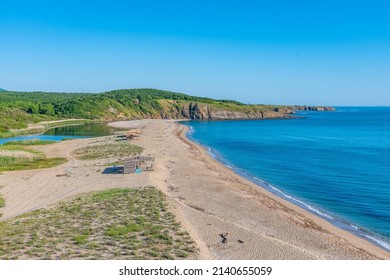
[123, 155, 154, 174]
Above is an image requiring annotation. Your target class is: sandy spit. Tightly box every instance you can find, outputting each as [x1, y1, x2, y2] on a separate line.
[0, 119, 389, 260]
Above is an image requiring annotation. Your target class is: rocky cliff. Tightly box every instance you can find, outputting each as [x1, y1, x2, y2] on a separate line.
[162, 102, 334, 120]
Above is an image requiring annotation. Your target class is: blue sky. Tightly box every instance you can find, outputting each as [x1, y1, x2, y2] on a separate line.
[1, 0, 389, 105]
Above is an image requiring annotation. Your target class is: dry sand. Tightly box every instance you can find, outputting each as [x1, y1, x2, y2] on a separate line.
[0, 136, 149, 220]
[1, 119, 389, 259]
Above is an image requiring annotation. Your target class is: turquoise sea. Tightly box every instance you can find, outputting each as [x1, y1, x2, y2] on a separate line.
[182, 107, 390, 251]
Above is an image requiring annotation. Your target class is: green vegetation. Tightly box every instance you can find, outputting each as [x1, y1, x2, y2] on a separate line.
[0, 186, 5, 218]
[74, 143, 144, 160]
[0, 88, 286, 135]
[4, 139, 57, 146]
[0, 144, 66, 172]
[0, 196, 4, 208]
[74, 235, 89, 245]
[0, 107, 55, 134]
[0, 187, 197, 260]
[0, 156, 67, 172]
[105, 224, 143, 236]
[0, 144, 40, 153]
[0, 89, 241, 121]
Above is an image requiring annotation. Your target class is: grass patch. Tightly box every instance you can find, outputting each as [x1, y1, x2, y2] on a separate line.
[0, 186, 5, 218]
[0, 144, 66, 172]
[0, 187, 198, 260]
[74, 143, 143, 160]
[3, 139, 57, 146]
[0, 145, 40, 154]
[105, 224, 143, 236]
[74, 235, 89, 245]
[0, 156, 67, 172]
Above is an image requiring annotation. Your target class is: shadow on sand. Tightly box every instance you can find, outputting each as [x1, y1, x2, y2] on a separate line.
[102, 167, 123, 174]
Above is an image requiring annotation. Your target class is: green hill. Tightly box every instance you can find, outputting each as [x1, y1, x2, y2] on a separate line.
[0, 88, 333, 134]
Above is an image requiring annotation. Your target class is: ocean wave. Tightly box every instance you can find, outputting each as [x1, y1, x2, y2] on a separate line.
[245, 174, 390, 251]
[364, 234, 390, 251]
[251, 176, 335, 220]
[199, 139, 339, 222]
[350, 224, 359, 230]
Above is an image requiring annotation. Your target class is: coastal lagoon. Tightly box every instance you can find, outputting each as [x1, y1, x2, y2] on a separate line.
[183, 107, 390, 251]
[0, 123, 115, 145]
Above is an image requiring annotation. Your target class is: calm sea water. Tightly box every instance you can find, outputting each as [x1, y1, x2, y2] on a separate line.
[0, 123, 114, 145]
[182, 107, 390, 251]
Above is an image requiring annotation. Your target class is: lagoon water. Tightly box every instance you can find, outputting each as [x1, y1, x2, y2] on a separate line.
[182, 107, 390, 251]
[0, 123, 114, 145]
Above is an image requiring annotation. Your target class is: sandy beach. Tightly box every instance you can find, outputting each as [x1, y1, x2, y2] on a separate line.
[1, 119, 389, 259]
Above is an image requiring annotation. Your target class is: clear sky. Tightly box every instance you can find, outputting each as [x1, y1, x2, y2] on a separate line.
[1, 0, 389, 105]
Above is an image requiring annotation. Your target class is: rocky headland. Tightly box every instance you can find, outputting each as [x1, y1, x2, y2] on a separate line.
[166, 103, 335, 120]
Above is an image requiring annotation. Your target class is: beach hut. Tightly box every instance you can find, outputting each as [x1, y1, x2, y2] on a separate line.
[123, 162, 136, 174]
[123, 155, 155, 174]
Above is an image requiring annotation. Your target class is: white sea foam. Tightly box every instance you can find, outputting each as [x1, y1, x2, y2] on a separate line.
[364, 235, 390, 251]
[252, 177, 335, 220]
[350, 224, 359, 230]
[251, 176, 390, 251]
[187, 126, 194, 135]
